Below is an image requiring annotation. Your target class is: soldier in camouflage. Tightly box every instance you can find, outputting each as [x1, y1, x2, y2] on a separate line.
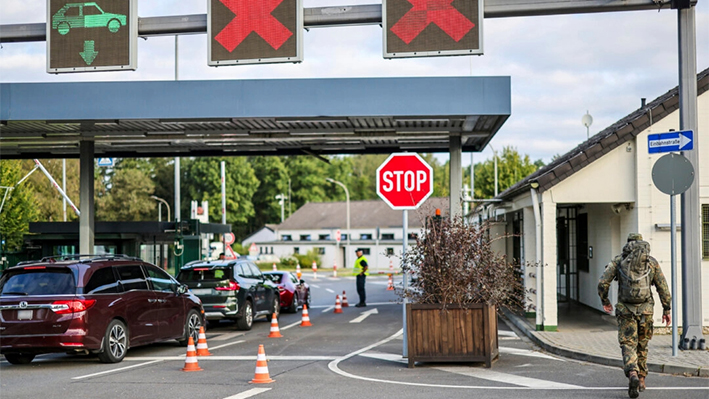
[598, 233, 671, 398]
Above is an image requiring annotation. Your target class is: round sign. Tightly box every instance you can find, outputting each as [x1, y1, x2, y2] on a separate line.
[376, 153, 434, 209]
[652, 153, 694, 195]
[224, 232, 235, 245]
[335, 229, 341, 242]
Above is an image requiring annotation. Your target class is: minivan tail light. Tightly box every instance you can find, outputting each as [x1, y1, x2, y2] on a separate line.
[215, 281, 239, 291]
[51, 299, 97, 314]
[24, 266, 46, 270]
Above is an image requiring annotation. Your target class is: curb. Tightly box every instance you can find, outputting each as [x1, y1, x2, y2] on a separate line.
[500, 308, 704, 377]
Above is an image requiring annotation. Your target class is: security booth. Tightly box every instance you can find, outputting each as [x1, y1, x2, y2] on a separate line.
[13, 220, 231, 275]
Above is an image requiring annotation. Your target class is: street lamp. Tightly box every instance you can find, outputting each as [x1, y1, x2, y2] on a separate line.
[326, 178, 350, 265]
[150, 195, 171, 222]
[582, 111, 593, 140]
[275, 194, 288, 223]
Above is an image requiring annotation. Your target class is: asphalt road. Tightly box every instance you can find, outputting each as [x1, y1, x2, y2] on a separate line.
[2, 274, 707, 399]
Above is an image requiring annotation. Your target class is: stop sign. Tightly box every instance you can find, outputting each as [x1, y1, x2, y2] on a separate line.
[376, 153, 433, 209]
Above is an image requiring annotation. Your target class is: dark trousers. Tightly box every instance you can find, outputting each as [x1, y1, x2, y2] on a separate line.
[356, 274, 366, 304]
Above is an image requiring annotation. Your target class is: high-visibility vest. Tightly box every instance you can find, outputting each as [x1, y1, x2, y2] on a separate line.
[353, 256, 369, 276]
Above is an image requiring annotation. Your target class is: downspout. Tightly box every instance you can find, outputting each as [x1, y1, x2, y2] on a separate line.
[530, 186, 543, 330]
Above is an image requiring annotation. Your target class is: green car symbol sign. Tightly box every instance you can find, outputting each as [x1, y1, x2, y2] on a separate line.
[52, 2, 127, 35]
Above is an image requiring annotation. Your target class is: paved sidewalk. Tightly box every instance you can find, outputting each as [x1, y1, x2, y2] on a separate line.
[502, 305, 709, 378]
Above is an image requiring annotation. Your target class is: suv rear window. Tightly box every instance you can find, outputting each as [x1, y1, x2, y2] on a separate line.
[0, 269, 76, 296]
[178, 266, 233, 282]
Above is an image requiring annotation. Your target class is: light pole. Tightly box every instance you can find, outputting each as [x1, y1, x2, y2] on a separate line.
[275, 194, 287, 223]
[489, 144, 499, 198]
[326, 178, 349, 267]
[150, 195, 170, 223]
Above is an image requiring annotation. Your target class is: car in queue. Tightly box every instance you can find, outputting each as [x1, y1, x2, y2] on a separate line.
[176, 259, 280, 331]
[0, 255, 204, 365]
[263, 271, 310, 313]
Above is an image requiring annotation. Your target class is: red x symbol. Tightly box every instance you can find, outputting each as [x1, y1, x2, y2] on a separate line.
[391, 0, 474, 45]
[215, 0, 293, 51]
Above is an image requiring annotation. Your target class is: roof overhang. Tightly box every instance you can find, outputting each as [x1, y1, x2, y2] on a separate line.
[0, 77, 511, 159]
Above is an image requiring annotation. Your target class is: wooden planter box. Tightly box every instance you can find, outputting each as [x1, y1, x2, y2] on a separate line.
[406, 303, 498, 368]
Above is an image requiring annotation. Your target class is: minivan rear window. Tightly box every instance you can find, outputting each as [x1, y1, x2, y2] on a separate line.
[0, 270, 76, 296]
[177, 266, 233, 282]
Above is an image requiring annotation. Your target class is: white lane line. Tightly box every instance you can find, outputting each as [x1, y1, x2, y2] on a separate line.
[310, 284, 321, 289]
[435, 366, 581, 389]
[223, 388, 271, 399]
[498, 330, 518, 338]
[72, 359, 163, 380]
[349, 308, 379, 323]
[499, 347, 563, 361]
[123, 355, 338, 361]
[280, 320, 302, 331]
[325, 288, 335, 293]
[359, 352, 407, 364]
[209, 339, 246, 351]
[210, 332, 245, 341]
[322, 306, 334, 313]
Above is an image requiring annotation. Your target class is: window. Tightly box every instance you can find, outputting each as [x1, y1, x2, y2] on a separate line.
[360, 234, 372, 240]
[386, 248, 394, 256]
[300, 235, 311, 241]
[83, 5, 102, 15]
[381, 233, 395, 240]
[703, 205, 709, 259]
[116, 265, 148, 291]
[282, 235, 292, 241]
[248, 263, 263, 278]
[319, 234, 330, 241]
[341, 234, 348, 240]
[145, 265, 177, 293]
[236, 264, 250, 278]
[0, 270, 76, 296]
[360, 248, 371, 255]
[408, 233, 418, 240]
[85, 267, 120, 294]
[315, 247, 325, 255]
[294, 247, 300, 254]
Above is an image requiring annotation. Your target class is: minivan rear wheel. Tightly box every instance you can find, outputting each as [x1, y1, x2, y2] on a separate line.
[98, 319, 128, 363]
[4, 353, 35, 365]
[236, 300, 253, 330]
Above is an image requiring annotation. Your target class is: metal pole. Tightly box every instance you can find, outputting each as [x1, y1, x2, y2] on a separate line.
[470, 152, 474, 200]
[346, 186, 350, 265]
[677, 4, 703, 343]
[450, 135, 462, 219]
[34, 160, 79, 216]
[402, 209, 408, 358]
[221, 161, 227, 257]
[174, 35, 179, 80]
[494, 151, 498, 197]
[62, 159, 67, 222]
[670, 194, 678, 356]
[158, 203, 162, 222]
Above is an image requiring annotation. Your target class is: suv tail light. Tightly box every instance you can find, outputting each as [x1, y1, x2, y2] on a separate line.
[51, 299, 97, 314]
[215, 281, 239, 291]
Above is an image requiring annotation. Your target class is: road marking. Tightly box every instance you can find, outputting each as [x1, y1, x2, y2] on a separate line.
[72, 359, 163, 380]
[209, 339, 246, 351]
[322, 306, 334, 313]
[349, 308, 379, 323]
[359, 352, 407, 363]
[435, 366, 582, 389]
[499, 347, 564, 361]
[310, 284, 321, 288]
[280, 320, 302, 331]
[223, 388, 271, 399]
[123, 355, 338, 361]
[210, 331, 245, 341]
[325, 288, 335, 293]
[498, 330, 518, 338]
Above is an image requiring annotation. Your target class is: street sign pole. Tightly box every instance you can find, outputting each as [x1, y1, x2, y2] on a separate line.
[402, 209, 408, 358]
[670, 193, 677, 356]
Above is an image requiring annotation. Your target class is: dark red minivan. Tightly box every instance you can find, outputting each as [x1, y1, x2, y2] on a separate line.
[0, 255, 204, 365]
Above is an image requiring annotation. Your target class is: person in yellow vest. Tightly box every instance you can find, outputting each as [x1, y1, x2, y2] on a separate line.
[353, 248, 369, 307]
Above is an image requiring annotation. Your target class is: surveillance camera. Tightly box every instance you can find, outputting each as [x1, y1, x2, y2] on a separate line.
[611, 204, 624, 214]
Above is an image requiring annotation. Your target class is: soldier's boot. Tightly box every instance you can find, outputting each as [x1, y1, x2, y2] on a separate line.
[638, 376, 646, 392]
[628, 371, 640, 398]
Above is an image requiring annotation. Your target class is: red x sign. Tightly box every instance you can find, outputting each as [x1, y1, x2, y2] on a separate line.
[216, 0, 293, 51]
[391, 0, 474, 44]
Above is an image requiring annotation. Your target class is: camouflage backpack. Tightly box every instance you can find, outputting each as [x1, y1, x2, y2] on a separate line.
[618, 240, 653, 304]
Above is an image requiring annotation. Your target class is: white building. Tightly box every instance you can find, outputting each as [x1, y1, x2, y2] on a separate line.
[252, 198, 448, 273]
[477, 67, 708, 332]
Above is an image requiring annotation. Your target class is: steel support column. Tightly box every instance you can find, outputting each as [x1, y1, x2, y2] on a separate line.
[79, 141, 94, 254]
[450, 135, 462, 219]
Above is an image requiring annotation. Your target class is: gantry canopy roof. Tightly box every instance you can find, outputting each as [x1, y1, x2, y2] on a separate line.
[0, 76, 510, 159]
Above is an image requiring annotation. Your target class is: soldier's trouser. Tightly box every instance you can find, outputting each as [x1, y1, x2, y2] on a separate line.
[617, 312, 654, 377]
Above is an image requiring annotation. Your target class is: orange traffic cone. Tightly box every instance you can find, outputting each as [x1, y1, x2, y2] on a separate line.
[333, 262, 338, 278]
[272, 263, 277, 271]
[387, 274, 394, 291]
[334, 295, 343, 314]
[300, 304, 312, 327]
[267, 314, 283, 338]
[250, 344, 274, 384]
[181, 336, 203, 372]
[296, 264, 302, 280]
[341, 291, 349, 307]
[389, 259, 394, 274]
[196, 326, 212, 356]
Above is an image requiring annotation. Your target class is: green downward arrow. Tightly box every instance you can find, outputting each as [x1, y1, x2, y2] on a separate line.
[80, 40, 98, 65]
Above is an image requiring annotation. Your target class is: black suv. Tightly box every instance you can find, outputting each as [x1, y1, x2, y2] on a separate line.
[0, 255, 203, 364]
[176, 260, 279, 330]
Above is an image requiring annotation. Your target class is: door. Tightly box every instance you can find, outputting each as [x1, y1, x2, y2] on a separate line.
[247, 262, 268, 313]
[144, 265, 183, 340]
[556, 207, 579, 303]
[115, 265, 157, 344]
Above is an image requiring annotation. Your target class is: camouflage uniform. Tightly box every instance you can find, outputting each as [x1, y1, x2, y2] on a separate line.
[598, 236, 671, 378]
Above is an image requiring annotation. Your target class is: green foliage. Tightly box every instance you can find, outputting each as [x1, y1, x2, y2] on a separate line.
[279, 256, 298, 268]
[96, 164, 156, 221]
[0, 160, 38, 251]
[21, 159, 80, 222]
[294, 249, 321, 268]
[248, 157, 289, 230]
[473, 146, 543, 199]
[232, 243, 247, 256]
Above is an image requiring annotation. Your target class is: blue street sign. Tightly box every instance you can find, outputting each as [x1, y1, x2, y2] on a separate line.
[648, 130, 694, 154]
[97, 158, 114, 167]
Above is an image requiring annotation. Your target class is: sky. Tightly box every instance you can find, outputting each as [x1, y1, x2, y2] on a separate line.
[1, 0, 707, 167]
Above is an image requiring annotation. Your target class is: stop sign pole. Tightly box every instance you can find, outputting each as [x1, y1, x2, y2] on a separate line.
[376, 153, 433, 358]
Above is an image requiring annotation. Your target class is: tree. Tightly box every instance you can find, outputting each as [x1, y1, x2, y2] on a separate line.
[21, 159, 80, 222]
[249, 156, 289, 227]
[0, 160, 38, 251]
[95, 165, 156, 221]
[473, 146, 542, 199]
